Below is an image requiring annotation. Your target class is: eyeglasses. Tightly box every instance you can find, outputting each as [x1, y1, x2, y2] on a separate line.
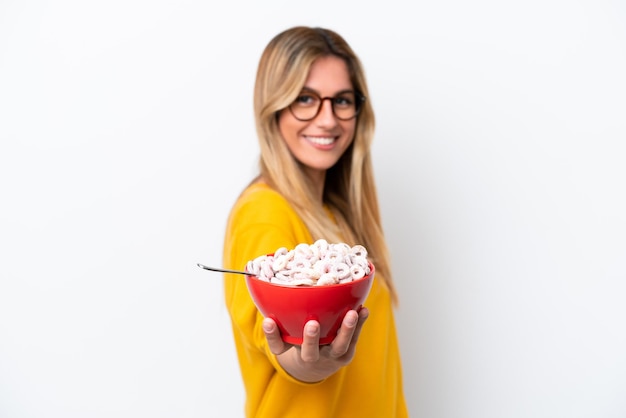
[288, 89, 366, 121]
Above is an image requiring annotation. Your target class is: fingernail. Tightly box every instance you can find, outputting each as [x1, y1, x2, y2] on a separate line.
[306, 323, 319, 336]
[262, 321, 273, 333]
[345, 313, 357, 327]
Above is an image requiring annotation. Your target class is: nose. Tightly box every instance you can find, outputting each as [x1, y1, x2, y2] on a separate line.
[314, 98, 338, 127]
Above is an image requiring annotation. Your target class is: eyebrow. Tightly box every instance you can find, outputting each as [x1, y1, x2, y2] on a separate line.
[300, 87, 356, 96]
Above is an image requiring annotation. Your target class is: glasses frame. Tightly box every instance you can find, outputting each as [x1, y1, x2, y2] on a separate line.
[287, 90, 366, 122]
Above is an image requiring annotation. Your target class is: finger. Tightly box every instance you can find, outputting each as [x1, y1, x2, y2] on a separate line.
[299, 320, 320, 362]
[328, 310, 360, 358]
[346, 307, 369, 353]
[263, 318, 289, 355]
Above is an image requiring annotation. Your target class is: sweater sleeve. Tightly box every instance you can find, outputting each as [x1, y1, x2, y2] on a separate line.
[222, 184, 316, 389]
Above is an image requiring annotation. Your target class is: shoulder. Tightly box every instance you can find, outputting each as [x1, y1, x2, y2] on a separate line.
[229, 183, 304, 238]
[230, 182, 297, 223]
[236, 182, 289, 207]
[224, 182, 312, 262]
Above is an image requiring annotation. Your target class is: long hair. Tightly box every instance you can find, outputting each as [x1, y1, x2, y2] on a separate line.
[253, 26, 398, 304]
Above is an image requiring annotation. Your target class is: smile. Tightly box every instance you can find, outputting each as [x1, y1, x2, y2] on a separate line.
[304, 136, 336, 146]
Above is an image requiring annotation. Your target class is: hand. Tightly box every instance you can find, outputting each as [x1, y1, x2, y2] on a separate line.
[262, 307, 370, 382]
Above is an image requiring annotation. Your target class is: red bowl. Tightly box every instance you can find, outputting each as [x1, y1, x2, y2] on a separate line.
[245, 262, 374, 345]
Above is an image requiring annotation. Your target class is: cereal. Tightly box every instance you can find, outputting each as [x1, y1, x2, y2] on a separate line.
[246, 239, 371, 286]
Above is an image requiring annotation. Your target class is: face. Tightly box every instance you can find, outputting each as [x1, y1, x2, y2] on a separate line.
[278, 55, 357, 180]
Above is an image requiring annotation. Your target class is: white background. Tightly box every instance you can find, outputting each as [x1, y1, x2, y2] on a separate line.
[1, 1, 625, 417]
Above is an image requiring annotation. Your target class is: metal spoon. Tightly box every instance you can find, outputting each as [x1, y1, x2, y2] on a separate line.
[196, 263, 257, 276]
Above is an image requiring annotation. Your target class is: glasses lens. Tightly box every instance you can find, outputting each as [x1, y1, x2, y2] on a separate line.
[332, 92, 358, 120]
[289, 93, 321, 121]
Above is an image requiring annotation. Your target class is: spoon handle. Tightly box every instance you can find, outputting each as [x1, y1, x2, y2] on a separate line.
[196, 263, 256, 276]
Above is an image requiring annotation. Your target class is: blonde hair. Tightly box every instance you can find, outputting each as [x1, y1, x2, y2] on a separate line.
[253, 26, 398, 304]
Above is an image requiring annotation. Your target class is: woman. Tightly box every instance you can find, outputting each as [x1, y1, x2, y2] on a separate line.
[223, 26, 408, 417]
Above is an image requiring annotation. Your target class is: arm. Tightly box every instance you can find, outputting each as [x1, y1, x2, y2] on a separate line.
[224, 184, 370, 383]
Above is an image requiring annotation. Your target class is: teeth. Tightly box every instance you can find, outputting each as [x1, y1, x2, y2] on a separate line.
[306, 136, 335, 145]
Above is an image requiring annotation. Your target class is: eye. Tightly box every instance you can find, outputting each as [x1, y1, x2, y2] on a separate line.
[294, 94, 317, 106]
[333, 95, 355, 108]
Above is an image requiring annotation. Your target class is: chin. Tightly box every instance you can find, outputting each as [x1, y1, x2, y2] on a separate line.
[303, 160, 341, 171]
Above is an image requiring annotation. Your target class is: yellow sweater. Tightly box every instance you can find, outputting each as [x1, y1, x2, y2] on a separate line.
[223, 183, 408, 418]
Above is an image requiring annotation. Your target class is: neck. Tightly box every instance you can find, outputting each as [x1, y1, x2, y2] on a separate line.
[303, 167, 326, 202]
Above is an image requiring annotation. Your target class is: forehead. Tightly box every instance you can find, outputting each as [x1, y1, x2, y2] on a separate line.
[303, 55, 353, 94]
